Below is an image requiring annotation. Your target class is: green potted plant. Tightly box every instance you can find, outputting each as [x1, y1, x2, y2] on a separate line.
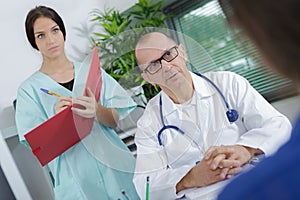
[90, 0, 171, 106]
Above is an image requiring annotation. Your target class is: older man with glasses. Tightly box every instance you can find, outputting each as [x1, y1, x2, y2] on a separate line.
[133, 31, 291, 200]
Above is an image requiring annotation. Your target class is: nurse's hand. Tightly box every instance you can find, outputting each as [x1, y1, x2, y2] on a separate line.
[71, 88, 119, 128]
[54, 96, 72, 114]
[71, 88, 97, 118]
[176, 159, 227, 193]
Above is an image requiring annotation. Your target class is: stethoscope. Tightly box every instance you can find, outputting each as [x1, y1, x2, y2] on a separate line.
[157, 72, 239, 146]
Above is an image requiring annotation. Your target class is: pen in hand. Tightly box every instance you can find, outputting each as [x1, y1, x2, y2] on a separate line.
[40, 88, 61, 97]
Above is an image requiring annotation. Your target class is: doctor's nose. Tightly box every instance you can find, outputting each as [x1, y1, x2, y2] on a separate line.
[161, 59, 173, 71]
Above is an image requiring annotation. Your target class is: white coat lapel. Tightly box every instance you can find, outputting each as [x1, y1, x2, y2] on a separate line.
[192, 72, 228, 149]
[192, 72, 218, 151]
[161, 92, 181, 125]
[195, 96, 210, 151]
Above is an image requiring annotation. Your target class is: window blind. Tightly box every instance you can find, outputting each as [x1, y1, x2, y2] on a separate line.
[165, 0, 297, 102]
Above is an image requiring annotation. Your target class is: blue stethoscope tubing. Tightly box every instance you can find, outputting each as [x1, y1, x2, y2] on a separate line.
[157, 72, 239, 146]
[158, 95, 184, 145]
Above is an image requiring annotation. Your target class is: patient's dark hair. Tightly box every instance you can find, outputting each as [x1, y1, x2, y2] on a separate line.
[25, 6, 66, 50]
[218, 0, 300, 83]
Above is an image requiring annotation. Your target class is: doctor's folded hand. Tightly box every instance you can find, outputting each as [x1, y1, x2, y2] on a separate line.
[205, 145, 261, 167]
[176, 147, 242, 193]
[204, 145, 261, 178]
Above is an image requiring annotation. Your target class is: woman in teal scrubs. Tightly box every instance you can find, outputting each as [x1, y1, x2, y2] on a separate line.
[15, 6, 139, 200]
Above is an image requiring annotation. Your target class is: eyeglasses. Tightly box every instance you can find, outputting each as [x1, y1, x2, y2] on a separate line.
[143, 46, 179, 75]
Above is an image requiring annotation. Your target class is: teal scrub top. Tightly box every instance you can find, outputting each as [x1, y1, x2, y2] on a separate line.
[15, 62, 139, 200]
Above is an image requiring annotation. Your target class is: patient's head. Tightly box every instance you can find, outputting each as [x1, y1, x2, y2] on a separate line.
[218, 0, 300, 84]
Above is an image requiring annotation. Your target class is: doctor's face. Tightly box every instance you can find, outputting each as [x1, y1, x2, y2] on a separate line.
[136, 39, 191, 91]
[33, 17, 65, 60]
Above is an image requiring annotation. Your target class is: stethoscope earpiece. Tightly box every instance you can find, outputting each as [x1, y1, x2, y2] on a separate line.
[226, 109, 239, 123]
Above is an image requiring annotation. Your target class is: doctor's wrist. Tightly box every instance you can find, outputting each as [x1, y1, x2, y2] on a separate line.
[176, 170, 197, 193]
[176, 165, 206, 193]
[243, 146, 263, 158]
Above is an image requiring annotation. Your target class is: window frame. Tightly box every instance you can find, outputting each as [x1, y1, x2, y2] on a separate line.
[163, 0, 298, 102]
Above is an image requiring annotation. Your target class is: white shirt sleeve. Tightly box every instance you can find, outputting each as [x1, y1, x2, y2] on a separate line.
[214, 72, 292, 156]
[133, 135, 193, 200]
[133, 103, 194, 199]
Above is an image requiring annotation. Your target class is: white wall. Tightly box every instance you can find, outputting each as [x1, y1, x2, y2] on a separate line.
[0, 0, 137, 129]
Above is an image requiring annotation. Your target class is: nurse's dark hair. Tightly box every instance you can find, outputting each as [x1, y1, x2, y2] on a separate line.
[25, 5, 66, 50]
[218, 0, 300, 83]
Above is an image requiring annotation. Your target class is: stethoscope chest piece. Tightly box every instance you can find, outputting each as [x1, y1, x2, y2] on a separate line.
[226, 109, 239, 123]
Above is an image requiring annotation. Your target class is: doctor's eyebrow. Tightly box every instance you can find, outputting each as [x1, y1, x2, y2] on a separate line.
[148, 48, 172, 64]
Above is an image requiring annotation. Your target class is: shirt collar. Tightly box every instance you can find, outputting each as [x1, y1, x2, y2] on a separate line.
[160, 71, 216, 116]
[190, 71, 216, 99]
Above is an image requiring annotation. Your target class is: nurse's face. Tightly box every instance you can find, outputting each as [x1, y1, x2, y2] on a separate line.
[136, 35, 191, 91]
[33, 17, 65, 60]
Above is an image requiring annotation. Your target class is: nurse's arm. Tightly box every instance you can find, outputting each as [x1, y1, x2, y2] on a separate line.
[95, 105, 119, 128]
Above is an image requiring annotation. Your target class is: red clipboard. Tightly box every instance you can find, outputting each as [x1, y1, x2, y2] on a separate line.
[25, 45, 102, 166]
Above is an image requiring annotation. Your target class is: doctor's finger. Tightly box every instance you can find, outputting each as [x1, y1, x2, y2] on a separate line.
[209, 154, 226, 170]
[219, 159, 241, 169]
[204, 146, 219, 160]
[206, 145, 235, 160]
[226, 166, 243, 176]
[219, 167, 230, 179]
[219, 166, 241, 179]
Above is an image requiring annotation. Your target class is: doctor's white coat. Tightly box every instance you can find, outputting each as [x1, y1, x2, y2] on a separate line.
[133, 71, 291, 199]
